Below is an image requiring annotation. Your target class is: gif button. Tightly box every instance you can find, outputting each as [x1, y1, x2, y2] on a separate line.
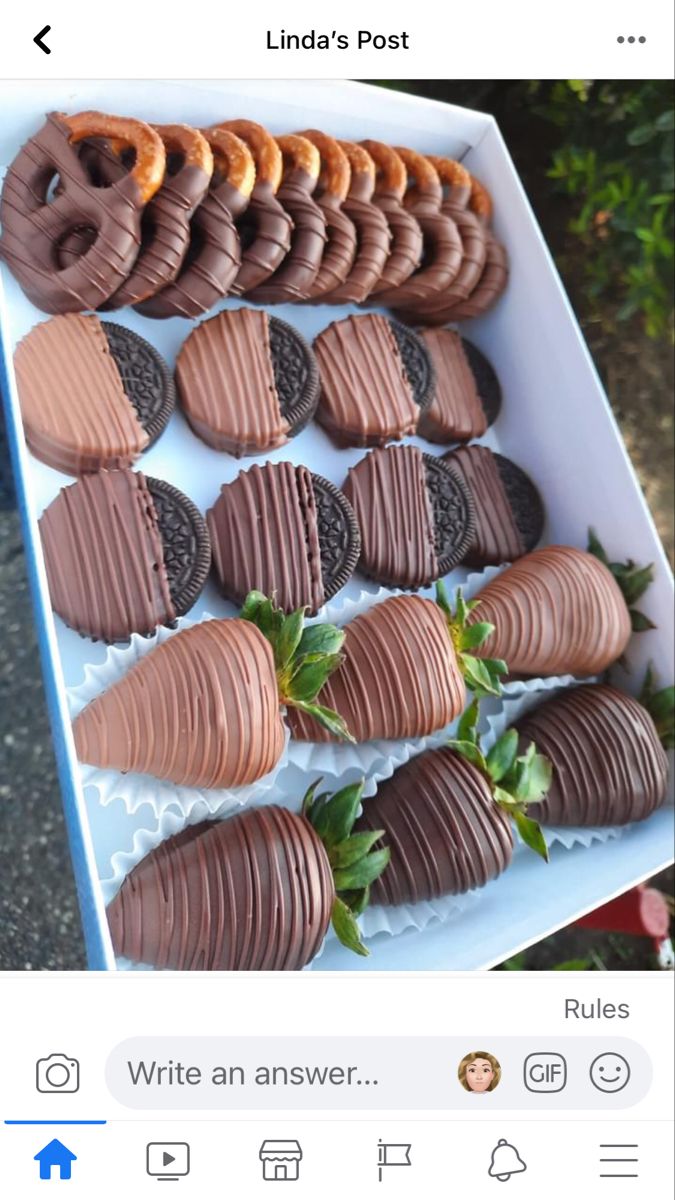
[523, 1052, 567, 1093]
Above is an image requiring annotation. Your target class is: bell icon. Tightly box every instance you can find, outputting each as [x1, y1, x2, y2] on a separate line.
[488, 1138, 527, 1182]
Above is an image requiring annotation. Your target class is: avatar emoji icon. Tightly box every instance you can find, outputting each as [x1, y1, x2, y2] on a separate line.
[458, 1050, 502, 1093]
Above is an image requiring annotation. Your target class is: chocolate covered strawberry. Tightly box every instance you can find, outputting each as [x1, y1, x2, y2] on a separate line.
[107, 781, 390, 970]
[471, 534, 655, 678]
[517, 672, 673, 826]
[357, 699, 551, 905]
[73, 592, 351, 789]
[287, 585, 506, 744]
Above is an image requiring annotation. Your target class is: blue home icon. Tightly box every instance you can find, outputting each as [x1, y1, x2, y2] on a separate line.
[34, 1139, 77, 1181]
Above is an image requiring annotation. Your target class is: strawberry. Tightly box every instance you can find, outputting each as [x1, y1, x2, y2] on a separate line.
[73, 592, 350, 789]
[107, 781, 389, 970]
[286, 586, 505, 743]
[357, 699, 550, 905]
[471, 533, 654, 678]
[517, 672, 673, 826]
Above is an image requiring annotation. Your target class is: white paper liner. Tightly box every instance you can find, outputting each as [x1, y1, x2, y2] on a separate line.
[67, 613, 290, 817]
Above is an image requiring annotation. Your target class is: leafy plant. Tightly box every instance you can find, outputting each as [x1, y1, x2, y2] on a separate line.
[435, 581, 508, 698]
[587, 528, 655, 632]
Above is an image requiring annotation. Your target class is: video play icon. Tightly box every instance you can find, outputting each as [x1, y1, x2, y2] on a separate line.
[146, 1142, 190, 1180]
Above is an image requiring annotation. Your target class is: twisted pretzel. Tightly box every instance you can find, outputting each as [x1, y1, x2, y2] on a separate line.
[395, 146, 443, 212]
[426, 155, 472, 210]
[297, 129, 351, 203]
[316, 140, 390, 305]
[359, 140, 423, 296]
[63, 111, 165, 205]
[469, 174, 494, 223]
[361, 139, 407, 201]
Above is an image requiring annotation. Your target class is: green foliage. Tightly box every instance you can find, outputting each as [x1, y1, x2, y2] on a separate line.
[587, 528, 655, 632]
[435, 582, 508, 698]
[533, 81, 674, 339]
[640, 664, 675, 749]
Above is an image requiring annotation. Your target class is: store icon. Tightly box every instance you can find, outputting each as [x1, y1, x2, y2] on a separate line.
[259, 1140, 303, 1181]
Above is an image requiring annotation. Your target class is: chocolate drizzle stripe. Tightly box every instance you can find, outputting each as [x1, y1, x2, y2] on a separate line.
[15, 315, 148, 474]
[176, 310, 289, 456]
[287, 595, 464, 743]
[370, 201, 423, 294]
[473, 548, 632, 677]
[449, 446, 524, 566]
[344, 446, 437, 589]
[208, 462, 324, 613]
[40, 471, 175, 642]
[73, 619, 285, 788]
[315, 315, 418, 444]
[418, 329, 486, 443]
[520, 685, 668, 827]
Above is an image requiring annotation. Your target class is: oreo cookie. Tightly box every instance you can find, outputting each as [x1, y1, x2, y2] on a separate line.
[343, 444, 475, 590]
[207, 460, 360, 615]
[39, 469, 211, 643]
[313, 313, 435, 448]
[13, 314, 175, 476]
[416, 327, 501, 444]
[444, 444, 545, 568]
[175, 308, 319, 458]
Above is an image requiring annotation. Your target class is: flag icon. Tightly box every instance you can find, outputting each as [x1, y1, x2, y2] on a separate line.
[378, 1140, 412, 1182]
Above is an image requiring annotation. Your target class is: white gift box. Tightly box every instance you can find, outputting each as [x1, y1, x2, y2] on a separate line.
[0, 78, 672, 971]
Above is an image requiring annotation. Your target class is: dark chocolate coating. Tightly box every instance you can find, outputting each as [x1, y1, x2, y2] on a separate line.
[107, 807, 335, 970]
[444, 446, 543, 568]
[420, 232, 509, 325]
[316, 171, 391, 304]
[229, 180, 293, 296]
[246, 168, 326, 303]
[357, 747, 514, 904]
[368, 188, 424, 296]
[343, 445, 475, 590]
[136, 178, 249, 319]
[518, 684, 669, 827]
[402, 203, 487, 316]
[375, 180, 463, 308]
[305, 198, 357, 300]
[0, 113, 143, 313]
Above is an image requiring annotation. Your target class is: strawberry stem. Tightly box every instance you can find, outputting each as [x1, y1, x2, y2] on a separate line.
[639, 664, 675, 749]
[436, 581, 508, 699]
[588, 528, 656, 633]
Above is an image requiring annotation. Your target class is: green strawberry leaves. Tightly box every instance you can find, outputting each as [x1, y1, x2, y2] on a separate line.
[303, 778, 391, 957]
[588, 528, 656, 633]
[436, 582, 508, 699]
[640, 664, 675, 749]
[240, 591, 354, 742]
[447, 699, 551, 862]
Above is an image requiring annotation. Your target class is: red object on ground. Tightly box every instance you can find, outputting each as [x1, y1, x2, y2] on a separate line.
[575, 885, 670, 940]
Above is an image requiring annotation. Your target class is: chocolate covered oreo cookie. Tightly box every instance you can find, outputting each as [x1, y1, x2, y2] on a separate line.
[444, 445, 544, 568]
[175, 308, 319, 457]
[39, 469, 210, 642]
[416, 328, 501, 443]
[343, 444, 475, 589]
[14, 314, 174, 475]
[208, 461, 359, 614]
[313, 313, 435, 447]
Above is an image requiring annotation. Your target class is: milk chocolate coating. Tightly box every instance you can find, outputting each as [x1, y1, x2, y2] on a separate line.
[314, 314, 419, 447]
[445, 445, 541, 567]
[287, 594, 465, 743]
[0, 114, 143, 313]
[344, 445, 475, 589]
[136, 177, 248, 319]
[229, 179, 293, 296]
[208, 461, 325, 614]
[403, 204, 487, 316]
[417, 330, 496, 444]
[364, 142, 424, 295]
[39, 470, 176, 642]
[14, 314, 148, 475]
[246, 167, 326, 303]
[73, 617, 286, 789]
[375, 174, 463, 308]
[357, 748, 513, 904]
[472, 546, 633, 677]
[317, 171, 391, 304]
[519, 684, 669, 826]
[175, 308, 290, 456]
[430, 232, 509, 324]
[107, 806, 334, 970]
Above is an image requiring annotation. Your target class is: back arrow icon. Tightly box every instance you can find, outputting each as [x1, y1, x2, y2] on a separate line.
[34, 25, 52, 54]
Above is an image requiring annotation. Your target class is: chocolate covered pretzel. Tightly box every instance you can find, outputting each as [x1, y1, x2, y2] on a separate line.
[316, 140, 391, 304]
[0, 111, 165, 313]
[218, 119, 293, 296]
[375, 148, 463, 308]
[297, 130, 358, 300]
[137, 128, 255, 319]
[409, 157, 488, 315]
[361, 139, 423, 295]
[246, 134, 326, 304]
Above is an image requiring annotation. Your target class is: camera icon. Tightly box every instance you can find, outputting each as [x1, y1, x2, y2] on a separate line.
[36, 1054, 80, 1094]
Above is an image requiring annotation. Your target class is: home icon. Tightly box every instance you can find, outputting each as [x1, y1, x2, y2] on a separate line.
[259, 1139, 303, 1181]
[34, 1138, 77, 1180]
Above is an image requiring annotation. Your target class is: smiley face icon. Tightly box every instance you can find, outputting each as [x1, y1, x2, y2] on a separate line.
[589, 1052, 631, 1093]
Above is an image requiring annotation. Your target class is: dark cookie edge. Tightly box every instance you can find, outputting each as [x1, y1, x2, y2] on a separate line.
[493, 452, 545, 554]
[310, 472, 362, 604]
[268, 314, 321, 436]
[146, 476, 211, 620]
[423, 453, 477, 576]
[101, 322, 176, 449]
[460, 337, 502, 427]
[388, 319, 436, 414]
